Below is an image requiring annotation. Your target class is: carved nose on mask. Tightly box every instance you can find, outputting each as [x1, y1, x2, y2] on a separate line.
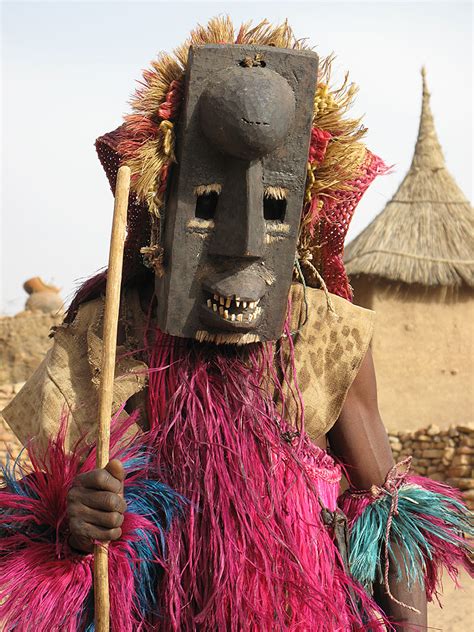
[201, 65, 295, 259]
[209, 160, 265, 259]
[199, 65, 296, 161]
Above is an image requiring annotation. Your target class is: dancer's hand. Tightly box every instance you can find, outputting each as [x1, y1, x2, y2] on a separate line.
[67, 459, 126, 553]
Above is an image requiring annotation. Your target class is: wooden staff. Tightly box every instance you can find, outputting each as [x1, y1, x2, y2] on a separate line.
[94, 165, 131, 632]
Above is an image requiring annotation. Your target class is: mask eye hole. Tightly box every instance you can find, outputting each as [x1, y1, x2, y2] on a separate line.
[195, 192, 219, 219]
[194, 184, 221, 220]
[264, 197, 286, 221]
[264, 187, 287, 221]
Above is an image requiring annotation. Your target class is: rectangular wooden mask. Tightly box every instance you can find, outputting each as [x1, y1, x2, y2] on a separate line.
[155, 44, 318, 343]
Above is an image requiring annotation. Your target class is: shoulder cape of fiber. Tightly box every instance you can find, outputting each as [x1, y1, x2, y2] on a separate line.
[339, 463, 474, 603]
[0, 413, 186, 632]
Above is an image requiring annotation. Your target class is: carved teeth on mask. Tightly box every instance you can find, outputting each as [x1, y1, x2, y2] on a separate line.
[203, 290, 263, 324]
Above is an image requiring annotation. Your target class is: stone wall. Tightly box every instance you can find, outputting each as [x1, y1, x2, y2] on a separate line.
[389, 423, 474, 509]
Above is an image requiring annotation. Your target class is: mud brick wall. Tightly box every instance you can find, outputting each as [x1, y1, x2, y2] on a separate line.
[389, 423, 474, 509]
[0, 383, 26, 466]
[0, 311, 60, 384]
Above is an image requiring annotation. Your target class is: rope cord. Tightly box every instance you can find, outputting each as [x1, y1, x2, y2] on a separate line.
[296, 251, 337, 315]
[350, 457, 421, 614]
[381, 457, 421, 614]
[290, 257, 309, 337]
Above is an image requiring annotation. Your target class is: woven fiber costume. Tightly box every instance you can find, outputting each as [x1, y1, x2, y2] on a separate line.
[1, 18, 472, 632]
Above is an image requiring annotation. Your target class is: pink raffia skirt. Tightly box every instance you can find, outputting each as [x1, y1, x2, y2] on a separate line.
[141, 329, 389, 631]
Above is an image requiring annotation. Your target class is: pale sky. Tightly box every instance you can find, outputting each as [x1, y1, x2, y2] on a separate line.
[1, 0, 472, 315]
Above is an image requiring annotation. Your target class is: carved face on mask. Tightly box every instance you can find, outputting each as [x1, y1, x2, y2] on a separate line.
[155, 44, 318, 343]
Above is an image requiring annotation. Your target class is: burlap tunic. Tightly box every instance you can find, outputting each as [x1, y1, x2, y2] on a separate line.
[1, 284, 374, 455]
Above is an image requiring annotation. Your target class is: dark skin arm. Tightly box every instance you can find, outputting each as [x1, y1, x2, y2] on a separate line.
[328, 348, 428, 631]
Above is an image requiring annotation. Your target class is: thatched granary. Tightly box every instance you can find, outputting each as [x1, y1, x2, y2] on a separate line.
[345, 68, 474, 432]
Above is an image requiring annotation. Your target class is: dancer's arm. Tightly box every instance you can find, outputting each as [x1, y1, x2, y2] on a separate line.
[329, 349, 428, 631]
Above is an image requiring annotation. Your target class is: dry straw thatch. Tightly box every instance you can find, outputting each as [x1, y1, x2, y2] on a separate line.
[345, 68, 474, 288]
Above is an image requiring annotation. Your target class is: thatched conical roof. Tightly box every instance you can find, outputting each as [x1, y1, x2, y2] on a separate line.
[345, 68, 474, 287]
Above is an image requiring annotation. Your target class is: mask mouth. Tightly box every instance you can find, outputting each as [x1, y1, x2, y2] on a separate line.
[199, 287, 264, 331]
[199, 271, 267, 331]
[204, 290, 262, 323]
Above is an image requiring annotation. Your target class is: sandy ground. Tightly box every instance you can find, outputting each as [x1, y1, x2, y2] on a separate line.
[427, 570, 473, 631]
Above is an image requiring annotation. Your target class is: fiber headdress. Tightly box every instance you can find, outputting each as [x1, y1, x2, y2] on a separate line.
[67, 17, 386, 320]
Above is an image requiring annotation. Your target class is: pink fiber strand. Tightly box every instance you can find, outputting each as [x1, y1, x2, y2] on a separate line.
[0, 411, 166, 632]
[142, 321, 389, 631]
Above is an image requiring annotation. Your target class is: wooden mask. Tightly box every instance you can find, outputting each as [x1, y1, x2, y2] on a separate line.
[155, 44, 318, 343]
